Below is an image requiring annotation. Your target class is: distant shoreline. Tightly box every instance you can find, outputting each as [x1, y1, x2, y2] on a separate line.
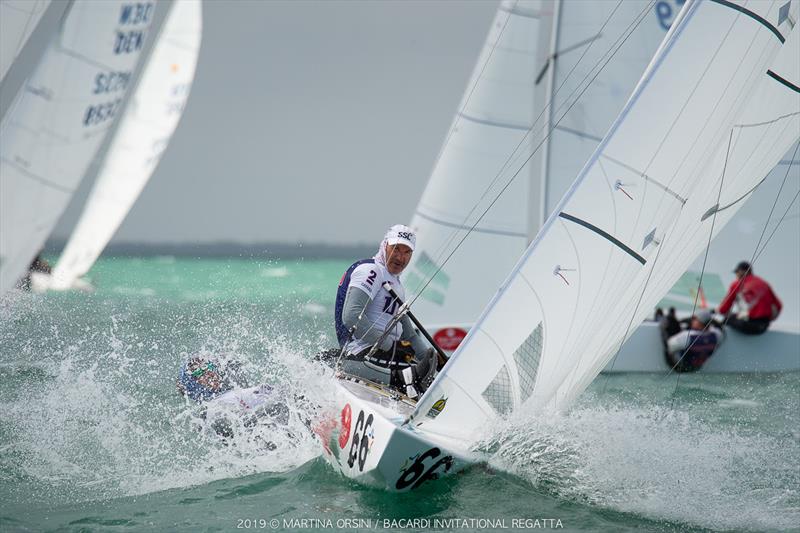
[44, 240, 374, 260]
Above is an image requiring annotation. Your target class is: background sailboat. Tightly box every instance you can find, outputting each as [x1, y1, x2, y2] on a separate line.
[0, 0, 156, 293]
[409, 0, 799, 440]
[405, 0, 800, 371]
[405, 0, 671, 343]
[34, 0, 203, 292]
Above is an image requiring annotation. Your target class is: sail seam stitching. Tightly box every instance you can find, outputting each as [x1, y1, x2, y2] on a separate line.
[55, 46, 125, 71]
[0, 157, 74, 193]
[414, 210, 527, 238]
[457, 111, 531, 131]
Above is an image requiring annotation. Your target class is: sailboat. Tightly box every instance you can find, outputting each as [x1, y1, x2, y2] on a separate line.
[0, 0, 157, 294]
[405, 0, 800, 372]
[0, 0, 52, 84]
[31, 0, 203, 292]
[318, 0, 799, 489]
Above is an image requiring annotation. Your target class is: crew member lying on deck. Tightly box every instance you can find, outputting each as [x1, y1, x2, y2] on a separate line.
[177, 356, 291, 440]
[659, 308, 725, 372]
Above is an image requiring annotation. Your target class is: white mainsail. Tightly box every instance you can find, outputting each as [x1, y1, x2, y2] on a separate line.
[409, 0, 800, 441]
[0, 0, 155, 292]
[0, 0, 156, 293]
[404, 0, 551, 333]
[0, 0, 51, 84]
[44, 0, 202, 291]
[405, 0, 669, 340]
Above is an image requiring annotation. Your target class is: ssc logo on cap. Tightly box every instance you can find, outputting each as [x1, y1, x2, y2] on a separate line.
[398, 231, 414, 240]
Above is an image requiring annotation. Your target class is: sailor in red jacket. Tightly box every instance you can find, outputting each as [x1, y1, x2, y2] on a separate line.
[718, 261, 782, 335]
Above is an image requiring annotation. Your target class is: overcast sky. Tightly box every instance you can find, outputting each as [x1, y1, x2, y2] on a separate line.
[50, 0, 501, 246]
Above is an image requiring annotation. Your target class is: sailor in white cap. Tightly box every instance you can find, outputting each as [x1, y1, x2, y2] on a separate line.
[333, 224, 435, 398]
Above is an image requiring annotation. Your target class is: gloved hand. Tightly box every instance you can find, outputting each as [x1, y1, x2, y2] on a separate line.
[393, 340, 415, 362]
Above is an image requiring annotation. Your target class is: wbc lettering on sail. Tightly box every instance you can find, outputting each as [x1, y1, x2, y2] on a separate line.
[408, 0, 800, 441]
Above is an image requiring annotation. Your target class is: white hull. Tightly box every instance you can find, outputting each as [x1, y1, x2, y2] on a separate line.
[316, 376, 476, 491]
[603, 321, 800, 373]
[429, 322, 800, 373]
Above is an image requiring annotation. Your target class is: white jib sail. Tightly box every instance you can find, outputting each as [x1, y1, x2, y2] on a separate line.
[0, 0, 51, 84]
[0, 0, 156, 293]
[410, 0, 800, 442]
[404, 0, 669, 341]
[46, 0, 202, 290]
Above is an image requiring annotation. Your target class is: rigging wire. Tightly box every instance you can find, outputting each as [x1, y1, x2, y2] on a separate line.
[417, 0, 643, 287]
[662, 140, 800, 405]
[596, 3, 785, 389]
[668, 129, 736, 407]
[409, 0, 656, 310]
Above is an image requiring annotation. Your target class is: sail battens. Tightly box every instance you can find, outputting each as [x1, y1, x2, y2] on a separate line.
[555, 124, 603, 142]
[558, 212, 647, 265]
[56, 46, 136, 72]
[553, 33, 603, 59]
[766, 69, 800, 92]
[414, 210, 527, 238]
[0, 157, 74, 193]
[456, 111, 531, 132]
[598, 154, 687, 205]
[498, 3, 547, 20]
[534, 33, 603, 85]
[709, 0, 786, 43]
[406, 0, 550, 329]
[701, 175, 769, 221]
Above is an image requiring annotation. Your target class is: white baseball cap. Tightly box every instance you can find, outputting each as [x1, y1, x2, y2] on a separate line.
[385, 224, 416, 251]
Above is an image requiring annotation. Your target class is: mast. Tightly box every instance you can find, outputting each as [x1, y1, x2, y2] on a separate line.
[536, 0, 562, 233]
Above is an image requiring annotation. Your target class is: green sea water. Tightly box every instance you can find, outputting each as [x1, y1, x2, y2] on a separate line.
[1, 257, 798, 532]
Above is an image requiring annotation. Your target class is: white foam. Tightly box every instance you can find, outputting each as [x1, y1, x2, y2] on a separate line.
[717, 398, 761, 408]
[260, 266, 289, 278]
[481, 398, 799, 530]
[302, 302, 326, 315]
[111, 286, 156, 297]
[0, 311, 336, 505]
